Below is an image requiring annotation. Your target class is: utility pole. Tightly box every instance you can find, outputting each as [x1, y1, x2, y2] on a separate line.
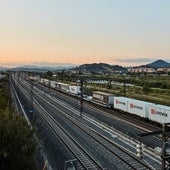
[161, 123, 170, 170]
[80, 78, 83, 118]
[17, 72, 19, 85]
[48, 80, 51, 95]
[17, 72, 20, 92]
[162, 123, 166, 170]
[137, 123, 170, 170]
[30, 78, 34, 122]
[123, 78, 126, 97]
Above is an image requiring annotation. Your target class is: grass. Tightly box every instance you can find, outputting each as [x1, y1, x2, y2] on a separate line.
[87, 83, 170, 106]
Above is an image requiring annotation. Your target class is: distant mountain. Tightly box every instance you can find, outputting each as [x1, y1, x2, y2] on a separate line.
[0, 66, 7, 71]
[73, 63, 127, 73]
[145, 60, 170, 68]
[12, 63, 77, 72]
[1, 59, 169, 73]
[71, 60, 170, 74]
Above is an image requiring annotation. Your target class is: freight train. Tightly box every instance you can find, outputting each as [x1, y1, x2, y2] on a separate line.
[31, 77, 170, 125]
[37, 78, 81, 95]
[92, 92, 170, 124]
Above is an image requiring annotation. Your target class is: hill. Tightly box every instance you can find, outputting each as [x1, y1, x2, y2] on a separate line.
[146, 60, 170, 68]
[73, 63, 127, 74]
[71, 60, 170, 74]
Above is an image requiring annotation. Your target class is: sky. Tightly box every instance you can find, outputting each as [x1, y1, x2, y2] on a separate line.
[0, 0, 170, 67]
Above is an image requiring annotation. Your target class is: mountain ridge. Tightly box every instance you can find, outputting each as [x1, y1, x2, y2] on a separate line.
[73, 63, 126, 73]
[71, 60, 170, 73]
[0, 60, 170, 72]
[145, 60, 170, 68]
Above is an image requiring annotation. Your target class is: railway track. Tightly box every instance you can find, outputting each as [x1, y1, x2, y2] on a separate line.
[12, 76, 159, 169]
[33, 81, 162, 149]
[36, 80, 162, 133]
[12, 77, 104, 169]
[31, 84, 154, 169]
[35, 99, 106, 170]
[60, 114, 152, 170]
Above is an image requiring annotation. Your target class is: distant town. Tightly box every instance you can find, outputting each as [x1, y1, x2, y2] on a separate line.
[127, 67, 170, 74]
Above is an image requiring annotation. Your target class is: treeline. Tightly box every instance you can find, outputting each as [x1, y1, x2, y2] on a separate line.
[47, 71, 170, 89]
[113, 76, 170, 89]
[0, 75, 37, 170]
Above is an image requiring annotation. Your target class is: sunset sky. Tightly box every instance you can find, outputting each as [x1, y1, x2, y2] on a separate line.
[0, 0, 170, 67]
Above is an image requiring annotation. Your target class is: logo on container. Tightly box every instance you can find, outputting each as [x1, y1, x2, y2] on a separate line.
[130, 103, 134, 108]
[116, 100, 126, 105]
[151, 108, 155, 114]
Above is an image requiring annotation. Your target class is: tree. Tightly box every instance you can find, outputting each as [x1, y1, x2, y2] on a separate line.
[106, 80, 112, 89]
[0, 76, 37, 170]
[0, 108, 37, 170]
[143, 83, 150, 94]
[44, 71, 53, 79]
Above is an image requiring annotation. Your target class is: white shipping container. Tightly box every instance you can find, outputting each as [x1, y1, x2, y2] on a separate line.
[55, 82, 61, 89]
[44, 79, 50, 85]
[39, 78, 44, 83]
[69, 85, 81, 95]
[50, 81, 56, 88]
[86, 96, 93, 101]
[127, 98, 153, 118]
[149, 105, 170, 124]
[60, 83, 69, 92]
[114, 97, 128, 112]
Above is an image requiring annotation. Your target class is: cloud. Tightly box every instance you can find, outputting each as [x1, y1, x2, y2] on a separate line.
[32, 62, 76, 66]
[115, 58, 153, 63]
[0, 62, 77, 68]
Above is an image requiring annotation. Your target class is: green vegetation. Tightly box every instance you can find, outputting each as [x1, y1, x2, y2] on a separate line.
[51, 71, 170, 106]
[87, 75, 170, 106]
[0, 75, 37, 170]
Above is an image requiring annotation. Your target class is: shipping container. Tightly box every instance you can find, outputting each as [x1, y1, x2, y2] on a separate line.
[55, 82, 61, 90]
[114, 97, 128, 112]
[149, 105, 170, 124]
[43, 79, 50, 86]
[59, 82, 69, 92]
[127, 98, 153, 118]
[39, 78, 44, 83]
[92, 91, 114, 108]
[50, 81, 56, 88]
[68, 85, 81, 95]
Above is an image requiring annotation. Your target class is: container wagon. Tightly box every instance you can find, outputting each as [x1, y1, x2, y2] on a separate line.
[92, 91, 114, 108]
[149, 104, 170, 124]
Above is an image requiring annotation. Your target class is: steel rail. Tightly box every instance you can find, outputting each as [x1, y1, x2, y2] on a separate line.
[11, 77, 104, 170]
[29, 82, 153, 170]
